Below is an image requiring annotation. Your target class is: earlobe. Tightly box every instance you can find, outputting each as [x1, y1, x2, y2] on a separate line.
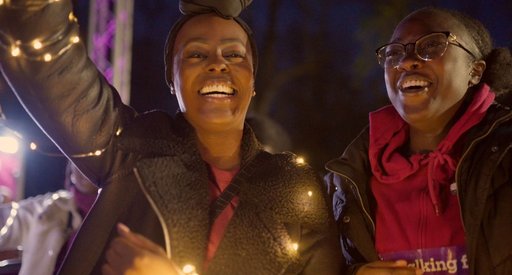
[468, 60, 486, 87]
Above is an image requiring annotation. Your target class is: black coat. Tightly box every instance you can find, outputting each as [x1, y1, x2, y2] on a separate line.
[324, 102, 512, 275]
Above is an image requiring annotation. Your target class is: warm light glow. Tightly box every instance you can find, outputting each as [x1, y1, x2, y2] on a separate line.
[30, 142, 38, 150]
[94, 150, 102, 156]
[0, 202, 19, 238]
[0, 136, 19, 154]
[295, 156, 305, 165]
[0, 0, 4, 6]
[291, 242, 299, 251]
[43, 53, 52, 62]
[10, 46, 20, 57]
[32, 40, 43, 49]
[70, 36, 80, 43]
[182, 264, 196, 274]
[307, 191, 313, 197]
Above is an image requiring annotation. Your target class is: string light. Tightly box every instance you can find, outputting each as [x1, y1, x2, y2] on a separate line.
[0, 6, 80, 62]
[0, 191, 71, 240]
[0, 0, 62, 11]
[290, 242, 299, 252]
[5, 128, 109, 158]
[295, 156, 305, 165]
[43, 53, 52, 62]
[10, 46, 20, 57]
[32, 40, 43, 50]
[182, 264, 198, 275]
[0, 202, 19, 239]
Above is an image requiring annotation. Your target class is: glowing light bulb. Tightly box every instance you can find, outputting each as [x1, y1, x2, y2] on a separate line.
[70, 36, 80, 43]
[307, 191, 313, 197]
[68, 12, 78, 22]
[94, 150, 102, 156]
[182, 264, 196, 274]
[43, 53, 52, 62]
[30, 142, 38, 150]
[33, 40, 43, 50]
[11, 46, 21, 57]
[295, 156, 305, 165]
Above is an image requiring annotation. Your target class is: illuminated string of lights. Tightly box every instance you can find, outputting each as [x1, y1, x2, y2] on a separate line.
[0, 121, 117, 158]
[0, 190, 71, 241]
[0, 0, 80, 62]
[0, 201, 18, 239]
[0, 0, 61, 11]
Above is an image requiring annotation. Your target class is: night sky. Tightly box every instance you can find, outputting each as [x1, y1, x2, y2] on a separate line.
[1, 0, 511, 198]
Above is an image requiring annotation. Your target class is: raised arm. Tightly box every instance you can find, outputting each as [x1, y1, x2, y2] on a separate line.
[0, 0, 135, 184]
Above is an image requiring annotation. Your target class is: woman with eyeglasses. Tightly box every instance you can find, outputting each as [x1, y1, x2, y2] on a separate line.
[325, 7, 512, 275]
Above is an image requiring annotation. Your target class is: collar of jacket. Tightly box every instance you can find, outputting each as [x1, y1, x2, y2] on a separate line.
[117, 111, 263, 165]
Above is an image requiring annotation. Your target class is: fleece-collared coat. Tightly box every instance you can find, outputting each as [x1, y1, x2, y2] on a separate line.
[0, 1, 342, 274]
[324, 102, 512, 275]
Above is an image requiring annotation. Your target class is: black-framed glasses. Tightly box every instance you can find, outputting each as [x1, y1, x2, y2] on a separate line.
[375, 31, 476, 68]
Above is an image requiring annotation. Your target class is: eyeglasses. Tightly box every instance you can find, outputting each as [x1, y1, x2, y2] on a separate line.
[375, 32, 476, 68]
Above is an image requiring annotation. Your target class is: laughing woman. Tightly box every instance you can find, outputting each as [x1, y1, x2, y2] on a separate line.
[0, 1, 342, 274]
[325, 7, 512, 275]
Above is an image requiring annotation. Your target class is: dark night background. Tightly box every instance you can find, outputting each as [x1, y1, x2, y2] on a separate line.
[0, 0, 511, 198]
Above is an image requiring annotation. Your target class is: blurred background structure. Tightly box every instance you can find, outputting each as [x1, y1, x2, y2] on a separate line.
[0, 0, 510, 198]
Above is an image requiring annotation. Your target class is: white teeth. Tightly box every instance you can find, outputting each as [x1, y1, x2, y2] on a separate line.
[200, 84, 234, 95]
[401, 80, 429, 89]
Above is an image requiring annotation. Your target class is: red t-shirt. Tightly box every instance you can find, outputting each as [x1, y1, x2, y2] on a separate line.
[204, 165, 240, 269]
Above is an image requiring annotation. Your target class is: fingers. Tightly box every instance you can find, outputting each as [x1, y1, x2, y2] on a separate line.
[357, 260, 423, 275]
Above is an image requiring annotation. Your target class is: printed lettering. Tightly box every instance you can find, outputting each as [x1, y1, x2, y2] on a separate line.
[446, 259, 457, 274]
[461, 254, 469, 268]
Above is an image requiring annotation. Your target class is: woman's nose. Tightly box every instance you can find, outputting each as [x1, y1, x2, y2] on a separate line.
[207, 55, 228, 72]
[395, 44, 422, 71]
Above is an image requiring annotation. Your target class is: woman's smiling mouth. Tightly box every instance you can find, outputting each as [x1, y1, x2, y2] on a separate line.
[398, 79, 431, 94]
[199, 83, 237, 97]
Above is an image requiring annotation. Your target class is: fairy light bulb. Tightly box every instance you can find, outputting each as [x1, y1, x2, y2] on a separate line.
[70, 36, 80, 44]
[11, 46, 21, 57]
[182, 264, 196, 274]
[43, 53, 52, 62]
[295, 156, 305, 165]
[68, 12, 77, 22]
[32, 40, 43, 50]
[30, 142, 38, 150]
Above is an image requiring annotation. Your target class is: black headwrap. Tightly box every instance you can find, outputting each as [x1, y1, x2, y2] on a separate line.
[164, 0, 258, 88]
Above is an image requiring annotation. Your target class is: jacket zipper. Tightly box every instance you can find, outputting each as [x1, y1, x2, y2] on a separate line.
[454, 111, 512, 232]
[133, 167, 172, 259]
